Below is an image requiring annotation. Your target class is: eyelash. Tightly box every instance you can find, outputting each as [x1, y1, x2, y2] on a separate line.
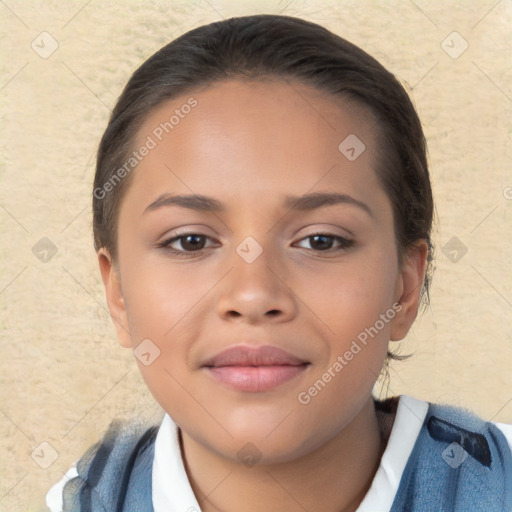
[157, 233, 354, 258]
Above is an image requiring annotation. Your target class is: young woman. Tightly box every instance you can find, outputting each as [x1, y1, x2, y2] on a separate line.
[47, 14, 512, 512]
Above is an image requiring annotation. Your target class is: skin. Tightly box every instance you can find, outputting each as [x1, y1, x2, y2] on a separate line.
[99, 79, 428, 512]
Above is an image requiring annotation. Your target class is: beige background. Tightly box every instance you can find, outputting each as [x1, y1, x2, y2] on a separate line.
[1, 1, 511, 510]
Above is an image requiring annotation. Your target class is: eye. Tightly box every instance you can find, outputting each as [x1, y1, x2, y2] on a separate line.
[294, 234, 353, 252]
[159, 233, 218, 254]
[157, 232, 353, 257]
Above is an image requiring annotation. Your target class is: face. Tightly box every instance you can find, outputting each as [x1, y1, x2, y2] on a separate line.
[99, 79, 425, 465]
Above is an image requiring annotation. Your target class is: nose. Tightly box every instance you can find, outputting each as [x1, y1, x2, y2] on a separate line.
[215, 249, 298, 325]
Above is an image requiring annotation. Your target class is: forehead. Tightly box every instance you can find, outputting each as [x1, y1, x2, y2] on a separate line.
[126, 79, 384, 212]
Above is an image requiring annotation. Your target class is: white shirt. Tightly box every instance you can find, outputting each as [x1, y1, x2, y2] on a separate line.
[46, 395, 512, 511]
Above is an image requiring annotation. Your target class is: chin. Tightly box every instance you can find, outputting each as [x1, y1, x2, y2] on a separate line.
[218, 433, 317, 467]
[217, 415, 329, 465]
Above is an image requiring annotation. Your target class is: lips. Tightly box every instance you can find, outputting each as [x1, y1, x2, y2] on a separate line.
[201, 345, 310, 392]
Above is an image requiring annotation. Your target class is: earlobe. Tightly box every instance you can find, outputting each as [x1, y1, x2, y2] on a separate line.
[98, 249, 132, 348]
[390, 240, 429, 342]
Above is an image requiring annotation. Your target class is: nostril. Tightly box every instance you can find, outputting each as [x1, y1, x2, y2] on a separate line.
[266, 309, 281, 316]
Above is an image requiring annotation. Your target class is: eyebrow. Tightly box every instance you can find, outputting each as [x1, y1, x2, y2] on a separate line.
[283, 192, 373, 218]
[143, 193, 223, 214]
[143, 192, 373, 217]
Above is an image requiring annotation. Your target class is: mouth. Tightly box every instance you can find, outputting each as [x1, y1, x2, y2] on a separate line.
[201, 345, 310, 392]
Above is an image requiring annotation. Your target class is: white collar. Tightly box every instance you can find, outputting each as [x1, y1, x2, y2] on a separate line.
[152, 413, 202, 512]
[152, 395, 429, 512]
[357, 395, 428, 510]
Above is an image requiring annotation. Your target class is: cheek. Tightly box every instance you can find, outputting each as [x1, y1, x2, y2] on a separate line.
[121, 266, 204, 416]
[120, 257, 211, 343]
[302, 251, 399, 342]
[293, 262, 395, 435]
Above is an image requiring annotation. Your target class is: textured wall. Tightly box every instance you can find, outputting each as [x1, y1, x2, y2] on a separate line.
[1, 1, 511, 510]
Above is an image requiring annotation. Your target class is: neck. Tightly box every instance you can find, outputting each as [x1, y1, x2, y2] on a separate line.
[181, 396, 386, 512]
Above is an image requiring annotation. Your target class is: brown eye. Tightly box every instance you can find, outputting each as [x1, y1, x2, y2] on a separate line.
[160, 233, 216, 254]
[295, 234, 354, 252]
[309, 235, 335, 250]
[178, 234, 207, 251]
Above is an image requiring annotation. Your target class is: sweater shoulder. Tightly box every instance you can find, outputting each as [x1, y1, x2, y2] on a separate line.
[61, 418, 159, 511]
[390, 400, 512, 511]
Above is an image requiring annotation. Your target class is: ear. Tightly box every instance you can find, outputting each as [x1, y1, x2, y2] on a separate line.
[390, 240, 429, 341]
[98, 248, 132, 348]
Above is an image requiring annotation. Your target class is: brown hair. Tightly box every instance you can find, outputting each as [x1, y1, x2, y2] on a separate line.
[93, 14, 434, 317]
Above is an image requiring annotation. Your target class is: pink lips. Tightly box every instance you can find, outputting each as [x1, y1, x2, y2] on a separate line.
[202, 345, 309, 392]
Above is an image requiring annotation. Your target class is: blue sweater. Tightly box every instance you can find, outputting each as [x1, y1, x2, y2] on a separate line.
[62, 402, 512, 511]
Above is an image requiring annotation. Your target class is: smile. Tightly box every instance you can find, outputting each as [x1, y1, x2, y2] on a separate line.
[201, 345, 310, 392]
